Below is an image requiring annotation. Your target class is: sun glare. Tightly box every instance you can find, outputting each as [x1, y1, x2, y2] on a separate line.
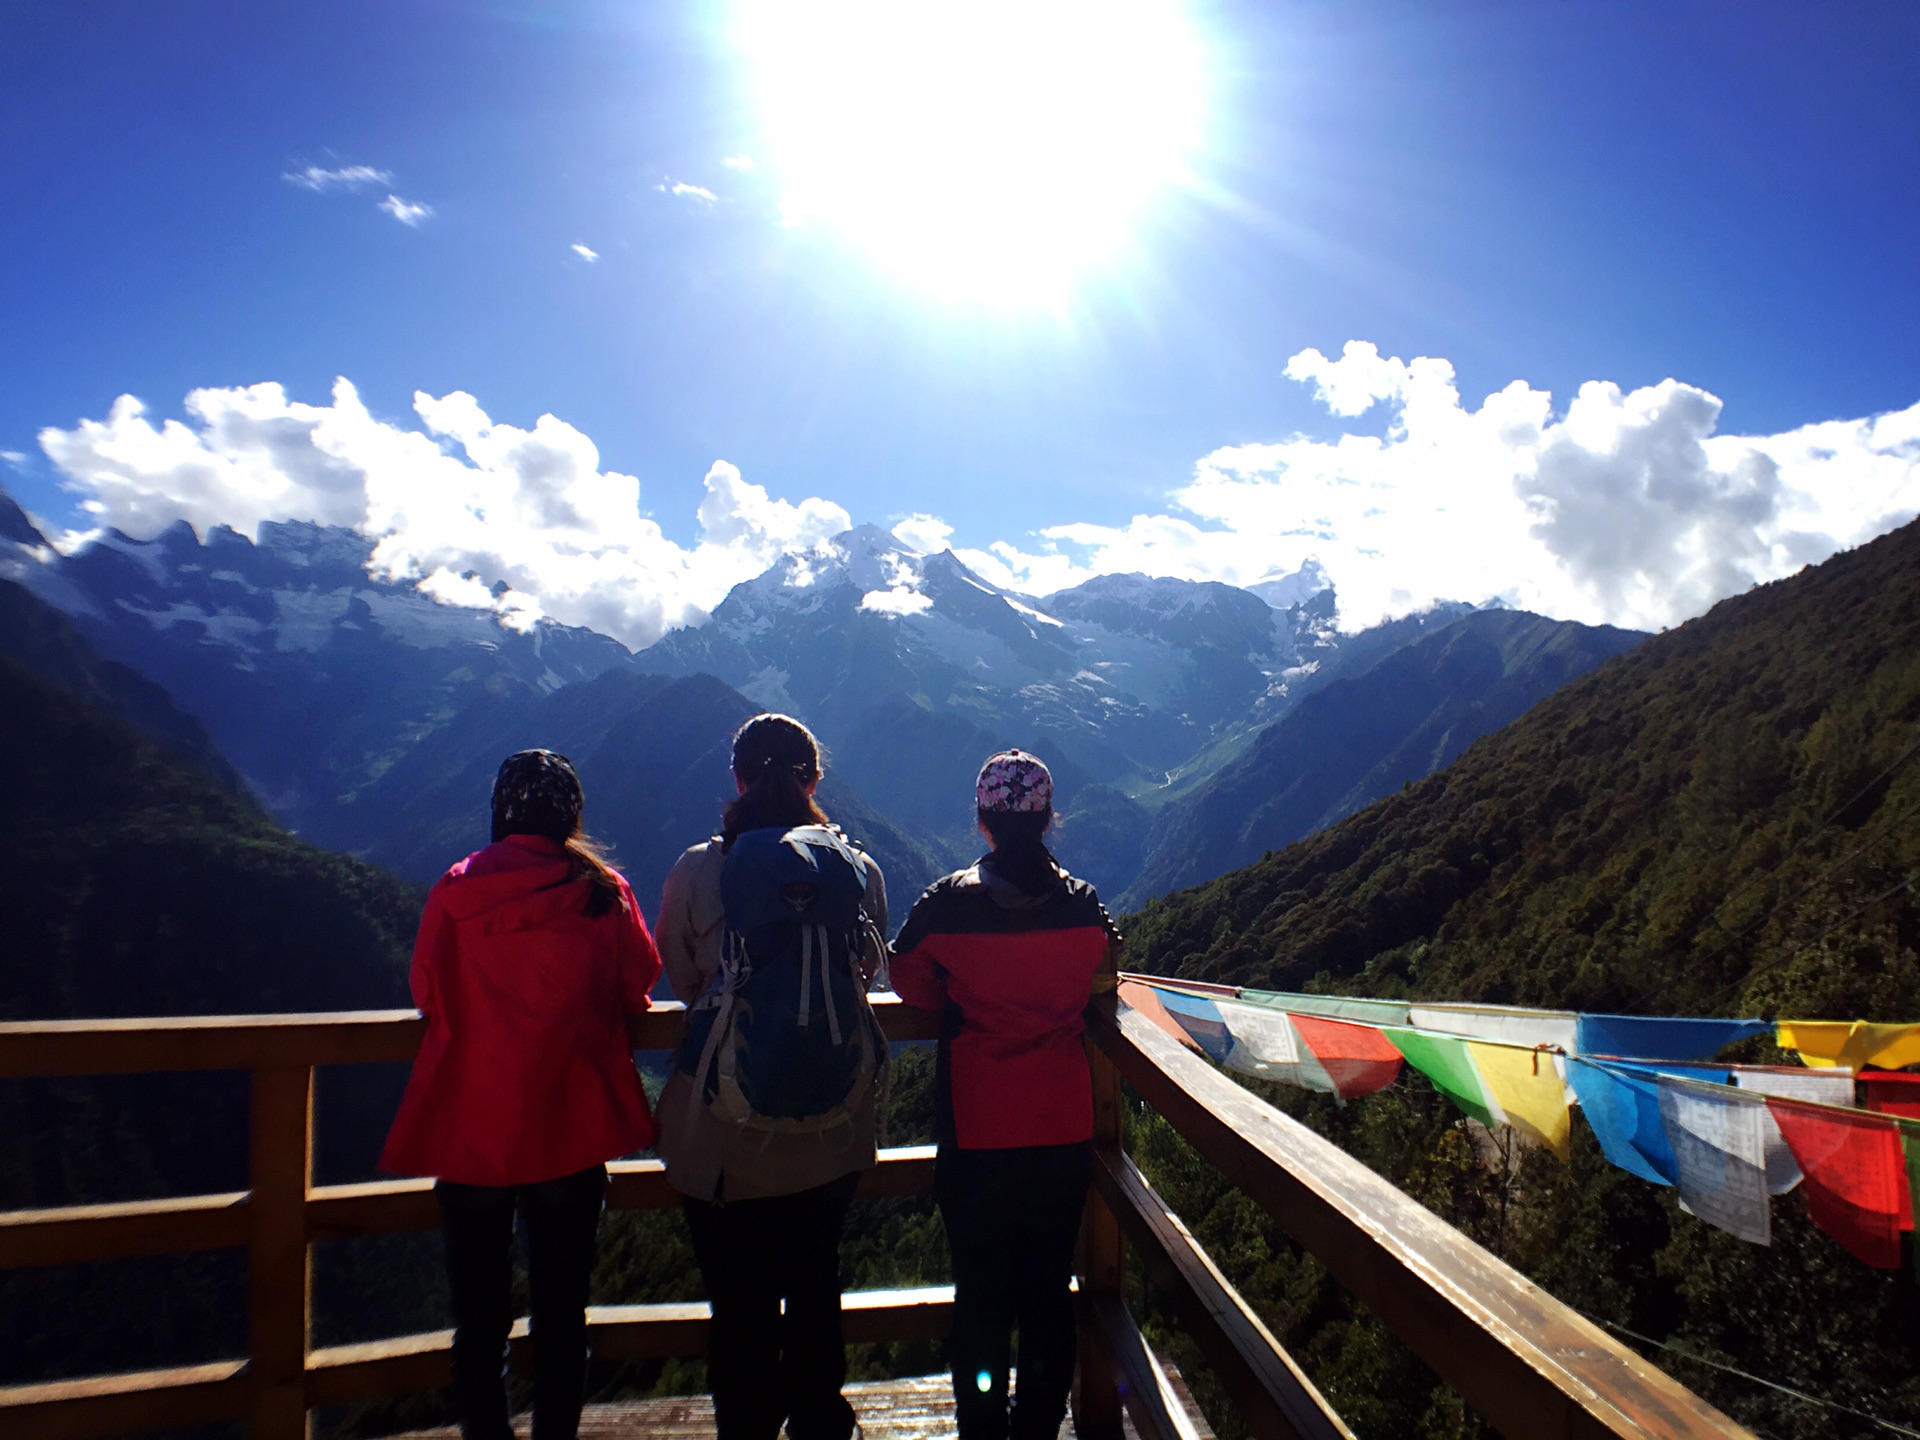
[735, 0, 1208, 305]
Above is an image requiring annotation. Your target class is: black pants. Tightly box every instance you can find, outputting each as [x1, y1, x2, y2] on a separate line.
[935, 1142, 1092, 1440]
[682, 1171, 862, 1440]
[436, 1165, 608, 1440]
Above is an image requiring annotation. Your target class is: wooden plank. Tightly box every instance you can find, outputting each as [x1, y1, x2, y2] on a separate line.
[1089, 1000, 1752, 1440]
[0, 1191, 249, 1267]
[249, 1065, 314, 1440]
[1072, 1037, 1128, 1440]
[308, 1288, 956, 1405]
[0, 1360, 248, 1440]
[1082, 1292, 1208, 1440]
[0, 1012, 424, 1077]
[854, 1144, 938, 1198]
[0, 993, 939, 1080]
[306, 1177, 437, 1241]
[1093, 1146, 1352, 1440]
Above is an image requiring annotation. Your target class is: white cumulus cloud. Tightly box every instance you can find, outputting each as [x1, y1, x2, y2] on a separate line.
[571, 243, 600, 262]
[283, 164, 391, 190]
[891, 513, 954, 554]
[30, 345, 1920, 649]
[722, 155, 757, 171]
[660, 179, 719, 204]
[379, 195, 433, 226]
[955, 340, 1920, 631]
[38, 381, 850, 650]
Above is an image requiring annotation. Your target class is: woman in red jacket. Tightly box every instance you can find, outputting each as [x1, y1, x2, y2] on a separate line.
[889, 750, 1118, 1440]
[381, 749, 662, 1440]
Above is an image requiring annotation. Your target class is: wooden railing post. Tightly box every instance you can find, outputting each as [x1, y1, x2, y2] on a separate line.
[1072, 1025, 1127, 1440]
[248, 1065, 313, 1440]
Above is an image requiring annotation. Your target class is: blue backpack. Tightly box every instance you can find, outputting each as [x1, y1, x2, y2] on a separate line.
[677, 825, 887, 1135]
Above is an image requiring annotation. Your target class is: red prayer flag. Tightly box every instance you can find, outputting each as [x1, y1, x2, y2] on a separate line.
[1767, 1096, 1912, 1267]
[1288, 1014, 1404, 1098]
[1860, 1072, 1920, 1120]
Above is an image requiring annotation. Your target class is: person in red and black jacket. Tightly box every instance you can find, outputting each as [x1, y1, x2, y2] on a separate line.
[890, 750, 1119, 1440]
[380, 750, 661, 1440]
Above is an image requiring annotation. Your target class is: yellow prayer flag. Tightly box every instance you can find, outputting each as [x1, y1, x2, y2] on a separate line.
[1776, 1020, 1920, 1071]
[1467, 1041, 1570, 1161]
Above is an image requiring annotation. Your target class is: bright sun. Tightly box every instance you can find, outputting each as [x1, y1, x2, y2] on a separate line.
[734, 0, 1209, 305]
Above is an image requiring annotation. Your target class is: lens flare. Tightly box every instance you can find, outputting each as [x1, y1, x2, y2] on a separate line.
[975, 1369, 993, 1393]
[735, 0, 1209, 304]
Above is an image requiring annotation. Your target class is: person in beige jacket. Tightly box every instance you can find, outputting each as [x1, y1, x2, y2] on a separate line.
[654, 713, 887, 1440]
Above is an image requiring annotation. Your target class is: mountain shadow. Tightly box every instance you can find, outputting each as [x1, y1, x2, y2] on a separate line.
[325, 667, 949, 921]
[0, 577, 249, 795]
[1120, 609, 1645, 910]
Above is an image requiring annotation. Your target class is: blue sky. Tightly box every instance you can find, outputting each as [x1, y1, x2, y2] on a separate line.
[4, 0, 1918, 642]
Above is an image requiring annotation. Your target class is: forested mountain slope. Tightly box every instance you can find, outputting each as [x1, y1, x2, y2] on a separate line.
[1126, 516, 1920, 1022]
[0, 578, 248, 796]
[1120, 520, 1920, 1440]
[1120, 608, 1644, 911]
[0, 647, 427, 1387]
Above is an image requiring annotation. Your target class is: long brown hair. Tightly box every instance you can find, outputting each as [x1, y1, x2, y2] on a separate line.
[721, 713, 829, 850]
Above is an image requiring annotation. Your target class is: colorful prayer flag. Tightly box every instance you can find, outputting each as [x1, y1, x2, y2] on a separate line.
[1567, 1060, 1680, 1186]
[1902, 1123, 1920, 1282]
[1213, 997, 1338, 1092]
[1730, 1067, 1855, 1194]
[1118, 981, 1209, 1056]
[1776, 1020, 1920, 1071]
[1383, 1028, 1500, 1128]
[1575, 1013, 1772, 1061]
[1765, 1096, 1911, 1269]
[1470, 1041, 1572, 1160]
[1236, 989, 1412, 1027]
[1287, 1014, 1404, 1098]
[1148, 987, 1236, 1065]
[1861, 1073, 1920, 1120]
[1657, 1076, 1771, 1245]
[1410, 1003, 1578, 1055]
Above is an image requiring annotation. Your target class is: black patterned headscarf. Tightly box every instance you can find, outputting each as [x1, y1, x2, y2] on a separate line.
[491, 749, 584, 843]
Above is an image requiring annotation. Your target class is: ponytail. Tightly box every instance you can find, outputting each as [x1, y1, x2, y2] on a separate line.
[721, 713, 830, 850]
[565, 832, 626, 919]
[978, 807, 1060, 893]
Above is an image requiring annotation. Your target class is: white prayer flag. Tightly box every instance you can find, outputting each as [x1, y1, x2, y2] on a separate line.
[1657, 1075, 1772, 1244]
[1409, 1003, 1579, 1056]
[1212, 999, 1338, 1093]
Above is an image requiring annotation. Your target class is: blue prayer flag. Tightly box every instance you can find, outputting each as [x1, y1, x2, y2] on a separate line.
[1567, 1059, 1683, 1186]
[1151, 988, 1236, 1065]
[1575, 1013, 1771, 1061]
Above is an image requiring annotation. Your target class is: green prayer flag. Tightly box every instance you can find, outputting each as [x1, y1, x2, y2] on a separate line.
[1901, 1122, 1920, 1284]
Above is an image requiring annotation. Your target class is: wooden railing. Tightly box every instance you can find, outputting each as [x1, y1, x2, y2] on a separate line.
[0, 997, 1751, 1440]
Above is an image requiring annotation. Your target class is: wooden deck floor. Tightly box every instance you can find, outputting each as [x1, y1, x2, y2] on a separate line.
[391, 1370, 1216, 1438]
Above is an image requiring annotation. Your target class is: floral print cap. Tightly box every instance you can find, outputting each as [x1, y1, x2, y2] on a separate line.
[492, 748, 584, 840]
[976, 749, 1053, 814]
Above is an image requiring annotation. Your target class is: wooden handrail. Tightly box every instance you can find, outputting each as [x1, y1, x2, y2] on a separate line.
[0, 1149, 940, 1266]
[0, 995, 942, 1078]
[0, 997, 945, 1440]
[3, 995, 1757, 1440]
[1092, 1145, 1351, 1440]
[0, 1290, 958, 1440]
[1087, 1000, 1753, 1440]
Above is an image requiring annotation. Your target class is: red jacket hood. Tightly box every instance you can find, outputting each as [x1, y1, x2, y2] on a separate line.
[436, 837, 592, 924]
